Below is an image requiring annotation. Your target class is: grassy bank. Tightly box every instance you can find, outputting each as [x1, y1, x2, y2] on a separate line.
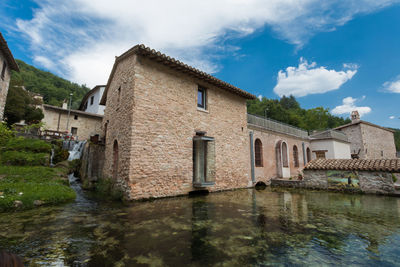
[0, 166, 76, 212]
[0, 123, 76, 212]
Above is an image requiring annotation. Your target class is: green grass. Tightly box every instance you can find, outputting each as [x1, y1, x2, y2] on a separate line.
[0, 166, 76, 212]
[3, 137, 51, 153]
[0, 151, 49, 166]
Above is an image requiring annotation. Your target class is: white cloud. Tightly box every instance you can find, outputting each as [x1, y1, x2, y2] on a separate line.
[12, 0, 400, 86]
[389, 116, 396, 119]
[331, 96, 371, 117]
[273, 58, 357, 97]
[383, 76, 400, 93]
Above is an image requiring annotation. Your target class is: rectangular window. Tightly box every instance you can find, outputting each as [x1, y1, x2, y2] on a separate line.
[381, 151, 384, 157]
[315, 151, 326, 159]
[197, 87, 206, 109]
[193, 136, 215, 187]
[74, 115, 78, 120]
[71, 127, 78, 135]
[90, 96, 94, 105]
[1, 61, 6, 80]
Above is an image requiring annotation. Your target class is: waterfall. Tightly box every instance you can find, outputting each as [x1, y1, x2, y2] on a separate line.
[50, 148, 55, 167]
[67, 141, 87, 161]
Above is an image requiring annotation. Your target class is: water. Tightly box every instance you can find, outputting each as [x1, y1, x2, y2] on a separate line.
[67, 141, 87, 161]
[1, 186, 400, 266]
[50, 148, 55, 167]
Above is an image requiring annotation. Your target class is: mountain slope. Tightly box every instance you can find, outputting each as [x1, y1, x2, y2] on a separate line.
[10, 60, 90, 109]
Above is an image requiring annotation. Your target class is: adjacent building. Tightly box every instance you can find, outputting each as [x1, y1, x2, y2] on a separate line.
[42, 103, 103, 140]
[309, 130, 351, 160]
[79, 85, 106, 115]
[334, 111, 396, 159]
[0, 32, 19, 120]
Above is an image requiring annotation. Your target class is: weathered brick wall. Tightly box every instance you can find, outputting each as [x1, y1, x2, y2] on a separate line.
[337, 124, 364, 157]
[0, 51, 11, 120]
[42, 107, 102, 140]
[103, 55, 251, 200]
[360, 123, 396, 159]
[250, 125, 310, 183]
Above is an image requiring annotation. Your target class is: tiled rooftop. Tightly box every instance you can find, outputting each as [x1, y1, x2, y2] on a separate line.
[304, 159, 400, 172]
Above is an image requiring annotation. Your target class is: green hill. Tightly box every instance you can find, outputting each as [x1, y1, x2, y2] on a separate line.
[10, 59, 89, 109]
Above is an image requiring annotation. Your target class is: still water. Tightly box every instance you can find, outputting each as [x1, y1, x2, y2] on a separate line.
[1, 177, 400, 266]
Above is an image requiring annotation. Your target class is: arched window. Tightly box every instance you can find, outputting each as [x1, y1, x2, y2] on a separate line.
[282, 142, 288, 167]
[255, 139, 263, 167]
[113, 140, 119, 180]
[306, 147, 311, 163]
[293, 145, 299, 167]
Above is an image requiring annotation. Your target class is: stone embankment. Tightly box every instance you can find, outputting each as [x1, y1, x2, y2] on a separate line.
[271, 159, 400, 196]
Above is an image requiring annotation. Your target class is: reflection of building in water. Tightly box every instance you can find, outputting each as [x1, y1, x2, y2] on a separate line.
[283, 192, 308, 223]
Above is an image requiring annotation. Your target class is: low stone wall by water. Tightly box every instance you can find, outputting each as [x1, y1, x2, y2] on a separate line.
[80, 142, 105, 187]
[272, 159, 400, 196]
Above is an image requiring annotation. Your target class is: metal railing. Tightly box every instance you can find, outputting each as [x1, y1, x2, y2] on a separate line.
[247, 114, 309, 139]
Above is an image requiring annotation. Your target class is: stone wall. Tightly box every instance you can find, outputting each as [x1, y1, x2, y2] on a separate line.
[250, 125, 310, 183]
[337, 124, 364, 157]
[103, 54, 251, 200]
[42, 105, 103, 140]
[80, 142, 105, 187]
[360, 123, 396, 159]
[0, 51, 11, 120]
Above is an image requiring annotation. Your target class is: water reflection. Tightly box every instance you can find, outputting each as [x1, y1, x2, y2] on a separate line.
[1, 187, 400, 266]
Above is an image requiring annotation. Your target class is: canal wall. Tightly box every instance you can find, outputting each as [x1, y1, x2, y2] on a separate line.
[272, 159, 400, 195]
[80, 142, 105, 187]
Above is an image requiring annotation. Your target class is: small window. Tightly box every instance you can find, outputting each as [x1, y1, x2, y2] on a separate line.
[84, 101, 88, 110]
[117, 86, 121, 103]
[90, 96, 94, 105]
[315, 151, 326, 159]
[255, 139, 263, 167]
[1, 61, 6, 80]
[71, 127, 78, 135]
[74, 115, 78, 120]
[197, 87, 206, 109]
[381, 151, 384, 157]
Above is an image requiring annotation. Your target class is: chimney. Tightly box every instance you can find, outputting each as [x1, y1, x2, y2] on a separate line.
[351, 110, 360, 123]
[62, 100, 68, 109]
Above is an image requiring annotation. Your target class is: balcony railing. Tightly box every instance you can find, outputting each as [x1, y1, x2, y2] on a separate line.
[247, 114, 309, 139]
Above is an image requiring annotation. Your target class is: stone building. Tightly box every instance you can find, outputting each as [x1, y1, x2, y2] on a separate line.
[79, 85, 106, 115]
[0, 32, 19, 120]
[99, 45, 312, 200]
[247, 114, 311, 182]
[334, 111, 396, 159]
[42, 104, 103, 140]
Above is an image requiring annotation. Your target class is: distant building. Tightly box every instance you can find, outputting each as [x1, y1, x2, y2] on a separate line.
[79, 85, 106, 115]
[334, 110, 396, 159]
[309, 130, 351, 159]
[0, 32, 19, 120]
[42, 104, 102, 140]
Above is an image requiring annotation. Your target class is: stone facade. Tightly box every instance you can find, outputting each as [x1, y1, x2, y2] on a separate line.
[335, 119, 396, 159]
[0, 51, 11, 120]
[249, 125, 310, 184]
[42, 104, 103, 140]
[102, 52, 253, 200]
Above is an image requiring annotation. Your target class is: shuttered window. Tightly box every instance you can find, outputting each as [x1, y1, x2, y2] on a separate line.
[255, 139, 263, 167]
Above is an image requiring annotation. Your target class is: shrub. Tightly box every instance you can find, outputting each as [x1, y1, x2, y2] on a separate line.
[0, 123, 15, 146]
[392, 173, 398, 183]
[0, 151, 49, 166]
[68, 159, 81, 175]
[4, 137, 51, 153]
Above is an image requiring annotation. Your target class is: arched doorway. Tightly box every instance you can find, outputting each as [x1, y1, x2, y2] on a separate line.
[113, 140, 119, 180]
[275, 140, 290, 178]
[306, 147, 311, 163]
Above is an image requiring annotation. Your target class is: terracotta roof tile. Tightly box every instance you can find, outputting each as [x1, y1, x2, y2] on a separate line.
[304, 159, 400, 172]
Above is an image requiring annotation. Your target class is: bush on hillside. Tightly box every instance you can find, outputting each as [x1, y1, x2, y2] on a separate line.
[0, 151, 49, 166]
[0, 123, 15, 146]
[4, 137, 51, 153]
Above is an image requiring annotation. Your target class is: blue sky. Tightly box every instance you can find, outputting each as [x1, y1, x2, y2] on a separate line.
[1, 0, 400, 128]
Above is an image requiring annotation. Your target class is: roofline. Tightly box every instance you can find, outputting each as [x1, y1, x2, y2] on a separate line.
[43, 104, 103, 119]
[0, 32, 19, 72]
[78, 85, 106, 110]
[100, 44, 256, 105]
[334, 120, 395, 133]
[309, 137, 351, 144]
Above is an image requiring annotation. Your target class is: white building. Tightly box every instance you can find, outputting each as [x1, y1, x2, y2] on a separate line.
[309, 130, 351, 160]
[79, 85, 106, 115]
